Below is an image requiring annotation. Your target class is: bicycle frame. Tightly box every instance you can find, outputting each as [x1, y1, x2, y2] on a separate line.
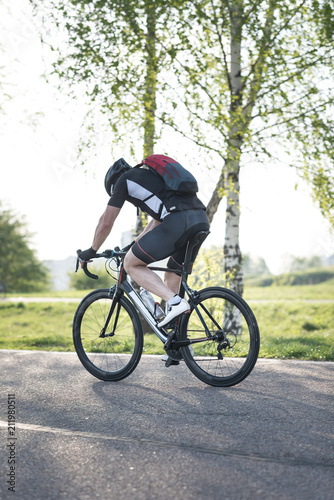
[77, 229, 214, 349]
[109, 262, 182, 344]
[108, 264, 215, 349]
[74, 230, 260, 387]
[119, 280, 168, 343]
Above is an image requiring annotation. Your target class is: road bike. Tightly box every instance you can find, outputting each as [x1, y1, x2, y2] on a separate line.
[73, 231, 260, 387]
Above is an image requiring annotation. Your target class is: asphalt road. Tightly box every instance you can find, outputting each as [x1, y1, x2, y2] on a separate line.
[0, 350, 333, 500]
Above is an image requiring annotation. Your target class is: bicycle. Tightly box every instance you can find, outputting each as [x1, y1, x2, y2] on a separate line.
[73, 231, 260, 387]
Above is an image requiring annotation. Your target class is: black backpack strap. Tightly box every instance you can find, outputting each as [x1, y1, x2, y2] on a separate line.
[142, 193, 155, 203]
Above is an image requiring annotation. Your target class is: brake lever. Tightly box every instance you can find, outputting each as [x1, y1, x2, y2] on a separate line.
[75, 249, 81, 274]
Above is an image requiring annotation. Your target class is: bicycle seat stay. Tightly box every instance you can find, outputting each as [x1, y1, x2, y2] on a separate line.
[182, 230, 210, 276]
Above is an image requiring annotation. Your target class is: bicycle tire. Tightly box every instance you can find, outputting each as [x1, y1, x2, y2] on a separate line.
[179, 287, 260, 387]
[73, 288, 143, 381]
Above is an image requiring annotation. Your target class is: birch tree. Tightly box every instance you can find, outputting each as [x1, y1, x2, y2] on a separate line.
[29, 0, 161, 154]
[160, 0, 334, 296]
[29, 0, 184, 331]
[29, 0, 334, 298]
[29, 0, 182, 235]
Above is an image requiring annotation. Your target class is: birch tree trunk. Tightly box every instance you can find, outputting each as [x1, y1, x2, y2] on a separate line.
[135, 1, 157, 236]
[224, 1, 243, 297]
[135, 1, 158, 333]
[143, 1, 157, 158]
[206, 0, 277, 297]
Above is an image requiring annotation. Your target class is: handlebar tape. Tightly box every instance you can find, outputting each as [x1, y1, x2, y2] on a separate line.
[76, 249, 99, 280]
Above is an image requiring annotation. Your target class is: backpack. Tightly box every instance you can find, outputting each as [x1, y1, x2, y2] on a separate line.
[137, 154, 198, 194]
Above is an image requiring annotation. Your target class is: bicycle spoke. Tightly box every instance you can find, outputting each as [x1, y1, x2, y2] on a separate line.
[73, 290, 143, 381]
[180, 287, 260, 387]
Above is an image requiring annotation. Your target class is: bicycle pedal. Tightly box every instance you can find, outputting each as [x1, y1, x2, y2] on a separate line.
[165, 357, 172, 367]
[165, 357, 180, 367]
[161, 354, 180, 367]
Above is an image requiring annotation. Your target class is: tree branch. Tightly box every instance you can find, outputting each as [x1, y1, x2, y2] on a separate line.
[156, 112, 225, 158]
[240, 0, 308, 94]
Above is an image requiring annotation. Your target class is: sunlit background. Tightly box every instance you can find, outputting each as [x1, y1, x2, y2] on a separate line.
[1, 0, 333, 279]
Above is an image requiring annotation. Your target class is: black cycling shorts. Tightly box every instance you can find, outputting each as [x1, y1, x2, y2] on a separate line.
[131, 209, 210, 270]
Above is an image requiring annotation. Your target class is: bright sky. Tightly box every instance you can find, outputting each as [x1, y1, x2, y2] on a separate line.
[1, 0, 333, 275]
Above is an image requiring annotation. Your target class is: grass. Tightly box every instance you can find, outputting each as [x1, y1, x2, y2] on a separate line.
[251, 302, 334, 361]
[140, 302, 333, 361]
[5, 290, 87, 298]
[0, 279, 333, 360]
[0, 302, 76, 351]
[244, 277, 334, 301]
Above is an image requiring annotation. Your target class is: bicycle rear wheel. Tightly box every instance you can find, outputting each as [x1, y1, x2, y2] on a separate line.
[179, 287, 260, 387]
[73, 289, 143, 381]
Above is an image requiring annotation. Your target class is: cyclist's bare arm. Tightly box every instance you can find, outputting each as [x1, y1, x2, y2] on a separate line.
[92, 205, 121, 251]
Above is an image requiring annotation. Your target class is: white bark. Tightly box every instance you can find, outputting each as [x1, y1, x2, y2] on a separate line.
[224, 2, 244, 297]
[224, 164, 243, 296]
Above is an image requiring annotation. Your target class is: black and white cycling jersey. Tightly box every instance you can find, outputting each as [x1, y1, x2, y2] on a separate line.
[108, 168, 205, 221]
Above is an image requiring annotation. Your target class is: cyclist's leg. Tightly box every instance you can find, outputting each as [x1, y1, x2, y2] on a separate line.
[164, 256, 183, 295]
[124, 210, 209, 301]
[124, 250, 175, 301]
[124, 212, 187, 300]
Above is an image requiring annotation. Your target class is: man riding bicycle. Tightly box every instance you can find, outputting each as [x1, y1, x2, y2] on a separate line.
[78, 156, 210, 327]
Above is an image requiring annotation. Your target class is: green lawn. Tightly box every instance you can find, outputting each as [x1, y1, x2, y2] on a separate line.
[5, 290, 87, 298]
[244, 279, 334, 361]
[251, 301, 333, 360]
[0, 279, 333, 360]
[140, 301, 334, 361]
[244, 277, 334, 301]
[0, 302, 76, 351]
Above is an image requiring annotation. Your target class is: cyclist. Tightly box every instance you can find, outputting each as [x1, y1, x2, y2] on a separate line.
[78, 157, 210, 327]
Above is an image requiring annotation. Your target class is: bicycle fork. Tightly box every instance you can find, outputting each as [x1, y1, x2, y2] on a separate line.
[99, 287, 122, 338]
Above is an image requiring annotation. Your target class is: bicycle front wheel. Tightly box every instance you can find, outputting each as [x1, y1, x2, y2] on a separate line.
[73, 289, 143, 381]
[179, 287, 260, 387]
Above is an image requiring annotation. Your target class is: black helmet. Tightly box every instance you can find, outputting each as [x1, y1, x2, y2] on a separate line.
[104, 158, 131, 196]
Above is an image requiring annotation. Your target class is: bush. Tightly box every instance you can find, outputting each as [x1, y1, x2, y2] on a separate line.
[68, 264, 116, 290]
[275, 267, 334, 286]
[245, 267, 334, 287]
[244, 275, 275, 287]
[0, 203, 50, 292]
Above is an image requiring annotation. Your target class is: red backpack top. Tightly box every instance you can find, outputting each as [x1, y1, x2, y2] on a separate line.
[136, 154, 198, 194]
